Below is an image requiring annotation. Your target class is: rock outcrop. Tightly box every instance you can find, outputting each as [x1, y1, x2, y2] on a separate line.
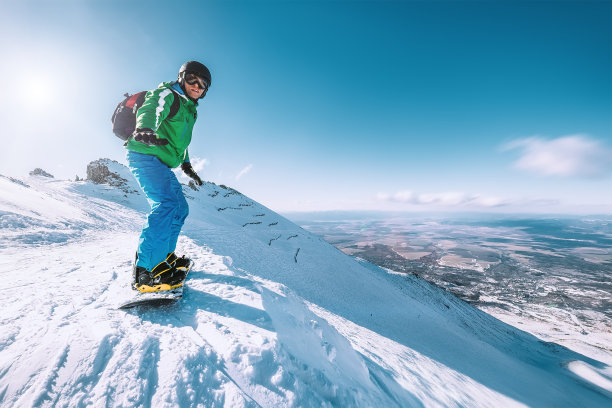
[86, 158, 138, 194]
[29, 168, 54, 178]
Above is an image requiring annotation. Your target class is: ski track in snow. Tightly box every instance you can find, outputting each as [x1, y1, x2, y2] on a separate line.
[1, 166, 611, 407]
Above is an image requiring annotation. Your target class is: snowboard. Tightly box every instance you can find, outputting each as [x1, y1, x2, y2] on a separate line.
[118, 286, 183, 309]
[119, 257, 192, 310]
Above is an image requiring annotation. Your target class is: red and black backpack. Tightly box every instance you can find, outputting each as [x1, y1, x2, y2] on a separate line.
[111, 90, 180, 140]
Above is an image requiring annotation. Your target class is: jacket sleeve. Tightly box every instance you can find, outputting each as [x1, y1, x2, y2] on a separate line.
[136, 87, 177, 131]
[184, 149, 190, 163]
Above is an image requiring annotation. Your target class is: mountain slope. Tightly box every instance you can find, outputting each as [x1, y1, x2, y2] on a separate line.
[0, 160, 610, 407]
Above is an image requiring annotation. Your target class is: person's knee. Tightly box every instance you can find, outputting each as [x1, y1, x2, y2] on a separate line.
[150, 196, 178, 217]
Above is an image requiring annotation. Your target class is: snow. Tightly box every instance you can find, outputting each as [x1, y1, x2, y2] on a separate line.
[1, 163, 611, 407]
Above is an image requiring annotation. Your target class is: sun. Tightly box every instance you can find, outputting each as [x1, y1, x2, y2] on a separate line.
[21, 73, 55, 107]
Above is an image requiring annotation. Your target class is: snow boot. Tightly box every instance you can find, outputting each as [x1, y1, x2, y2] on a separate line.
[133, 260, 186, 293]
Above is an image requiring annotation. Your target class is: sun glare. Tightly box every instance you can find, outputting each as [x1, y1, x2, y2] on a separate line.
[21, 74, 55, 107]
[8, 48, 77, 111]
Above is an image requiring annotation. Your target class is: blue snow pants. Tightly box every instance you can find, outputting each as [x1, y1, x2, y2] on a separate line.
[126, 151, 189, 271]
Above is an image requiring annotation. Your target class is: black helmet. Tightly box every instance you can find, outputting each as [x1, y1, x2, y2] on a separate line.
[179, 60, 211, 88]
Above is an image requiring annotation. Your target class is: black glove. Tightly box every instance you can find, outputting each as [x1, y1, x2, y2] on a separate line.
[132, 128, 169, 146]
[181, 162, 203, 186]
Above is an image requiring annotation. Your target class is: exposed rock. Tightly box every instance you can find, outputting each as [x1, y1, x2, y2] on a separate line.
[1, 174, 30, 188]
[29, 168, 54, 178]
[86, 158, 138, 194]
[188, 180, 200, 191]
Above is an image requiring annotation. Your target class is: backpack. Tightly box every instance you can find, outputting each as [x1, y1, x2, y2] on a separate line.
[111, 89, 180, 140]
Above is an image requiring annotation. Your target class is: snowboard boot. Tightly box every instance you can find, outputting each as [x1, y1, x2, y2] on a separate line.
[133, 260, 185, 293]
[166, 252, 192, 273]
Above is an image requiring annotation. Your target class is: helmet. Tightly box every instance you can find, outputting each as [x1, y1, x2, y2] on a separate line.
[179, 60, 211, 88]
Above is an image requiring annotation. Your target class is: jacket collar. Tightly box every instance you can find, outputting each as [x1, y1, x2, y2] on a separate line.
[172, 81, 198, 106]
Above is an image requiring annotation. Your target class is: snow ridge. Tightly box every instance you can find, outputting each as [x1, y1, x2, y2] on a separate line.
[0, 160, 611, 407]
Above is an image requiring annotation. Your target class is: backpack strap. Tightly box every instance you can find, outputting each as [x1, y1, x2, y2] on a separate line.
[167, 89, 181, 120]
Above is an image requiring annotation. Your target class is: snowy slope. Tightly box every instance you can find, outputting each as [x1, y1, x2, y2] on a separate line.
[1, 160, 611, 408]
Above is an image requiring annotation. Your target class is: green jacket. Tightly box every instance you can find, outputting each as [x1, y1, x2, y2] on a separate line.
[125, 81, 198, 168]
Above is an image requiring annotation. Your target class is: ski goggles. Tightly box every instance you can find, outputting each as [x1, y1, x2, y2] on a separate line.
[184, 72, 209, 90]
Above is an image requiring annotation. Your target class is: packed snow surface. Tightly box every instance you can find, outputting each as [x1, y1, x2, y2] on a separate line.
[1, 161, 611, 407]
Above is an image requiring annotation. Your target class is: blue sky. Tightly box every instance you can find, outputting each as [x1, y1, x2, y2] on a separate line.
[1, 0, 610, 214]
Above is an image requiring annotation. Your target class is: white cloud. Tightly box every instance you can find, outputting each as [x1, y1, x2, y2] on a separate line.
[504, 135, 612, 178]
[236, 164, 253, 181]
[378, 190, 508, 208]
[173, 156, 209, 183]
[375, 190, 577, 212]
[190, 157, 209, 173]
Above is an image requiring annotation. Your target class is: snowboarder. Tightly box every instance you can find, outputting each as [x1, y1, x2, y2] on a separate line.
[125, 60, 211, 292]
